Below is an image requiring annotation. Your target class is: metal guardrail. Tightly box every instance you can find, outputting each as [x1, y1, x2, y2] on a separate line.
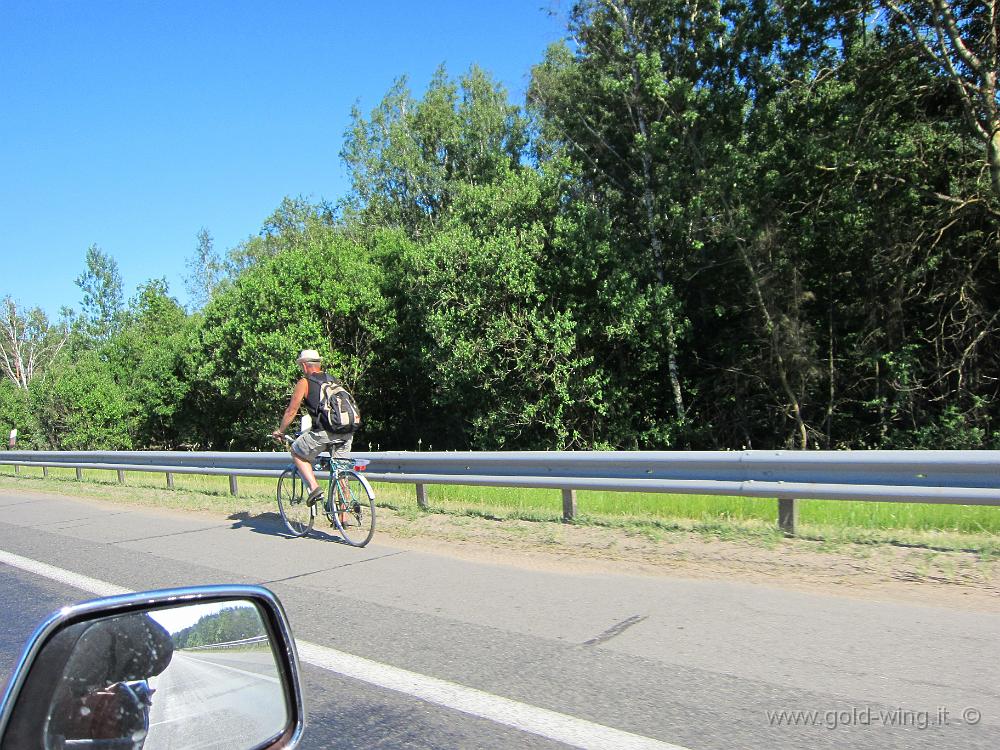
[2, 449, 999, 534]
[184, 635, 268, 652]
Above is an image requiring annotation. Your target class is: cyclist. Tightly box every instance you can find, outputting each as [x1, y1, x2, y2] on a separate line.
[272, 349, 353, 506]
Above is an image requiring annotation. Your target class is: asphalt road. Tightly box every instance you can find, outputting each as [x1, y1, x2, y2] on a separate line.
[145, 650, 287, 750]
[0, 487, 997, 749]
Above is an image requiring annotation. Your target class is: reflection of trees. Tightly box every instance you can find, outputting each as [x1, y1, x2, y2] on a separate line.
[172, 607, 264, 649]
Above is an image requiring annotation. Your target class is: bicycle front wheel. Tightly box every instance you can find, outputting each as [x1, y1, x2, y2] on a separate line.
[332, 470, 376, 547]
[277, 468, 314, 537]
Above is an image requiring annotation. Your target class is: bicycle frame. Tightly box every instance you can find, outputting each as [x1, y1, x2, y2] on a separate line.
[276, 435, 375, 545]
[319, 458, 374, 521]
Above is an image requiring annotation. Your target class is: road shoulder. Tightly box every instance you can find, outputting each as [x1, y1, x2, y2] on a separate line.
[1, 482, 997, 613]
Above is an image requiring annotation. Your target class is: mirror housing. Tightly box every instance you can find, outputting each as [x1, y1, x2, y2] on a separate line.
[0, 585, 303, 750]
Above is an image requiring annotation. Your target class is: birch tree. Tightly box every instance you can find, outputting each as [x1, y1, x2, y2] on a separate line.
[0, 297, 67, 389]
[884, 0, 1000, 201]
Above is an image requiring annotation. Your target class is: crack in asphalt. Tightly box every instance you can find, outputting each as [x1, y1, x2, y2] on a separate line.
[41, 512, 134, 528]
[259, 551, 406, 584]
[582, 614, 648, 647]
[110, 525, 227, 543]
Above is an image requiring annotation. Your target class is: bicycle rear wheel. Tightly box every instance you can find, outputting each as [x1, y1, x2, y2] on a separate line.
[332, 470, 376, 547]
[277, 468, 314, 537]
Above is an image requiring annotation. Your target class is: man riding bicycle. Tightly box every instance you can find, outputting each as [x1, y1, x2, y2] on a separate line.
[272, 349, 353, 506]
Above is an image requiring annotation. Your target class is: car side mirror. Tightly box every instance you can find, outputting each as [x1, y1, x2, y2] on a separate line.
[0, 585, 303, 750]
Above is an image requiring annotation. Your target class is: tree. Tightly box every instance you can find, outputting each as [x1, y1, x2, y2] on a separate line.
[401, 212, 599, 448]
[196, 229, 389, 448]
[108, 280, 196, 448]
[529, 0, 758, 442]
[341, 65, 528, 238]
[0, 379, 34, 447]
[225, 197, 338, 277]
[21, 276, 200, 450]
[527, 0, 998, 449]
[341, 65, 605, 448]
[184, 228, 223, 310]
[31, 349, 136, 450]
[0, 297, 67, 389]
[884, 0, 1000, 201]
[76, 245, 124, 342]
[702, 4, 1000, 449]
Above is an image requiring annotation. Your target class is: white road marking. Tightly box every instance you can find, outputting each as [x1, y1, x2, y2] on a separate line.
[0, 548, 690, 750]
[148, 654, 280, 728]
[0, 549, 131, 597]
[148, 712, 207, 728]
[296, 640, 687, 750]
[179, 651, 280, 684]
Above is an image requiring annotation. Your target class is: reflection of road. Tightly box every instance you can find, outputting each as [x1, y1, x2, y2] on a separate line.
[145, 648, 287, 750]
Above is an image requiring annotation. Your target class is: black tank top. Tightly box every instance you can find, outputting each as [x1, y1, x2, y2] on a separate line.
[304, 373, 331, 423]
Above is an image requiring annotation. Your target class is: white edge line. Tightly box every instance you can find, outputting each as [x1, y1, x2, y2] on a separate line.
[0, 548, 689, 750]
[178, 651, 280, 684]
[296, 641, 687, 750]
[0, 549, 132, 598]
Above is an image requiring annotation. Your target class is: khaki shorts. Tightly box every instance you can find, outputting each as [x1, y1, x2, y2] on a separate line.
[290, 430, 353, 462]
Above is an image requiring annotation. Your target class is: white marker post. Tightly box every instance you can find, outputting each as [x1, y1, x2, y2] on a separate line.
[9, 429, 16, 474]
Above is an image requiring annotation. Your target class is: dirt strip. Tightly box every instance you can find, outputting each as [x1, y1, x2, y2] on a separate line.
[1, 484, 997, 612]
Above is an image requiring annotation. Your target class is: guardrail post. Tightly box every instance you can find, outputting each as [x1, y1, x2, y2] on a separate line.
[42, 466, 48, 478]
[562, 488, 577, 521]
[229, 475, 238, 496]
[778, 498, 798, 535]
[75, 468, 82, 481]
[166, 472, 174, 489]
[416, 484, 429, 510]
[117, 470, 126, 484]
[13, 464, 19, 475]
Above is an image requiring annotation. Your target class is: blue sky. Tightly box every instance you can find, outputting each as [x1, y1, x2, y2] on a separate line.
[1, 1, 568, 318]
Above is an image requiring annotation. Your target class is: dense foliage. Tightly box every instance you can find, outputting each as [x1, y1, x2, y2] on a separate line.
[171, 606, 265, 649]
[1, 1, 997, 451]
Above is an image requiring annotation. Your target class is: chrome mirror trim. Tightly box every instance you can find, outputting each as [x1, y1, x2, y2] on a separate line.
[0, 584, 304, 750]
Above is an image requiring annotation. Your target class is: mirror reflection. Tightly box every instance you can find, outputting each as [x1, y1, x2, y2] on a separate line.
[40, 599, 288, 750]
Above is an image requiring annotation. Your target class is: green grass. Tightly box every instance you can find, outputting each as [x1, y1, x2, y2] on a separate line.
[0, 465, 280, 514]
[368, 481, 1000, 554]
[378, 481, 1000, 533]
[2, 465, 997, 554]
[0, 465, 277, 497]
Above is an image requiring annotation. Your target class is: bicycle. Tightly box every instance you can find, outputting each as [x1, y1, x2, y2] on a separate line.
[275, 436, 376, 547]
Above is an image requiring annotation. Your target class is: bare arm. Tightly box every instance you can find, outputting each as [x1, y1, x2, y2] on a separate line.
[273, 378, 309, 437]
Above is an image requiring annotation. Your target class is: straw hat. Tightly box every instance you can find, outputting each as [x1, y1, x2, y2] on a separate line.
[296, 349, 322, 363]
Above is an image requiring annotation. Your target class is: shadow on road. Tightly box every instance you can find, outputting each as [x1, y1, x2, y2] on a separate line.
[228, 511, 349, 544]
